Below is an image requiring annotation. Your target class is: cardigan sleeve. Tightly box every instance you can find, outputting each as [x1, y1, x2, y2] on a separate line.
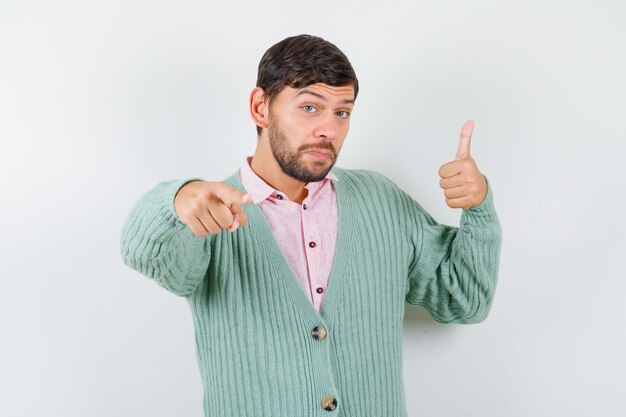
[404, 178, 502, 323]
[120, 178, 212, 297]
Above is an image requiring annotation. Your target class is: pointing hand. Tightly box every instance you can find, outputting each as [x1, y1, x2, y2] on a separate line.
[174, 181, 253, 237]
[438, 120, 488, 209]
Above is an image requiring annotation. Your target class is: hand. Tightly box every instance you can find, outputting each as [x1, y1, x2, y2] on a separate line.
[438, 120, 488, 209]
[174, 181, 253, 237]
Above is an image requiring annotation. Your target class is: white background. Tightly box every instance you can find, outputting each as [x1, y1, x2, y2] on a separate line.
[1, 1, 625, 416]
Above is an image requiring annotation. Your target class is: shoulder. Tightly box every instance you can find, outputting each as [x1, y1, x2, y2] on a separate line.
[331, 167, 417, 214]
[332, 166, 403, 194]
[222, 169, 245, 190]
[332, 166, 395, 185]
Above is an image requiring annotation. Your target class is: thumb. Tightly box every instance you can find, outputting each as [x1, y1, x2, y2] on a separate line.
[228, 202, 250, 230]
[226, 193, 252, 231]
[455, 120, 475, 160]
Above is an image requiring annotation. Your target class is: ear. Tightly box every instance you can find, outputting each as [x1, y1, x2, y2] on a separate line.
[249, 87, 269, 130]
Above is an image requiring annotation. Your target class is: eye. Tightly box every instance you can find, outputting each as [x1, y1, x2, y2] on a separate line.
[302, 105, 317, 113]
[336, 111, 350, 119]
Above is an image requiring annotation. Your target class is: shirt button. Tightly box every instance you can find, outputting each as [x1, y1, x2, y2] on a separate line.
[312, 325, 327, 340]
[322, 396, 337, 411]
[309, 241, 317, 248]
[275, 194, 283, 200]
[316, 287, 324, 294]
[303, 203, 308, 210]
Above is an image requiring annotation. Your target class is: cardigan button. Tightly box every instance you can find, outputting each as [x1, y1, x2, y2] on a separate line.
[322, 396, 337, 411]
[312, 325, 327, 340]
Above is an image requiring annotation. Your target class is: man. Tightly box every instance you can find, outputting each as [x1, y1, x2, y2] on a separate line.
[120, 34, 502, 417]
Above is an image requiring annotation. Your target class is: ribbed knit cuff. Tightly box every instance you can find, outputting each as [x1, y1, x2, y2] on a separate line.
[460, 176, 499, 230]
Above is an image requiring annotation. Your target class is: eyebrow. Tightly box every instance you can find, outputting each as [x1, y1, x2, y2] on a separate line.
[296, 89, 355, 104]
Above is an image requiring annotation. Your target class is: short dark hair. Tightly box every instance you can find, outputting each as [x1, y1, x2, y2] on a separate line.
[255, 34, 359, 135]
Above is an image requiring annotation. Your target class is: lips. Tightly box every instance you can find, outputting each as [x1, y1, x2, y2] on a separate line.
[305, 149, 333, 159]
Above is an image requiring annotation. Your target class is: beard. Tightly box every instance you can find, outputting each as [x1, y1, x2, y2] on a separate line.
[268, 113, 339, 183]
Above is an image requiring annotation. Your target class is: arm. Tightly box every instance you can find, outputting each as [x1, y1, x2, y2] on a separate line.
[119, 178, 211, 297]
[405, 178, 502, 323]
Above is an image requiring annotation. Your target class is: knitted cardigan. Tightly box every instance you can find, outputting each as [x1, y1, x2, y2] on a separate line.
[120, 167, 502, 417]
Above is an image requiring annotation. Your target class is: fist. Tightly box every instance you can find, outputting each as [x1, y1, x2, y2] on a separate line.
[438, 120, 488, 209]
[174, 181, 252, 237]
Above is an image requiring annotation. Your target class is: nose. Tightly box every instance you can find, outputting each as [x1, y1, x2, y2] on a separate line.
[313, 113, 339, 140]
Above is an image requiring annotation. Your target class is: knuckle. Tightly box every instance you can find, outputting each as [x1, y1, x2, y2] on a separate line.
[180, 207, 194, 221]
[204, 182, 220, 197]
[191, 200, 203, 212]
[201, 190, 213, 201]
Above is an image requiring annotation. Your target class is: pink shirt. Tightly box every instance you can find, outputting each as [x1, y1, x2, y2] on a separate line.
[240, 156, 338, 312]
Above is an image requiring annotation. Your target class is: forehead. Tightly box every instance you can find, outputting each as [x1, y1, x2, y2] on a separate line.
[281, 83, 355, 103]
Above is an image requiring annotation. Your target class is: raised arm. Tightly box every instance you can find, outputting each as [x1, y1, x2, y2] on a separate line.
[405, 120, 502, 323]
[405, 181, 502, 323]
[119, 178, 251, 296]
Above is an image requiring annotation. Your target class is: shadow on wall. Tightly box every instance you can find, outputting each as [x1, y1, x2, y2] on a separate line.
[403, 304, 446, 328]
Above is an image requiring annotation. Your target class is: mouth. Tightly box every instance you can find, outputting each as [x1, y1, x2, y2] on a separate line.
[304, 149, 334, 160]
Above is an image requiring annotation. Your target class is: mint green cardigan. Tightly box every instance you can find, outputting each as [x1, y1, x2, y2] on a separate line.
[120, 167, 502, 417]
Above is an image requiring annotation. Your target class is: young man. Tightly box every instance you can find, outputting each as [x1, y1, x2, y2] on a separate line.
[120, 34, 502, 417]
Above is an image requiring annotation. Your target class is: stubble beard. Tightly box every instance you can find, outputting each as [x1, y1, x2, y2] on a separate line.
[268, 113, 338, 183]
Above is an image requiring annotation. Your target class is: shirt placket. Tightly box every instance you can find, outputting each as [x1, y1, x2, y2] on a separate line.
[302, 188, 324, 311]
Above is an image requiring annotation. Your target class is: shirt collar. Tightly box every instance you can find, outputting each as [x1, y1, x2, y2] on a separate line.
[240, 156, 337, 204]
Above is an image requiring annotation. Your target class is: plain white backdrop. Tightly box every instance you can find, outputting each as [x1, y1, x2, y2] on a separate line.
[1, 1, 625, 416]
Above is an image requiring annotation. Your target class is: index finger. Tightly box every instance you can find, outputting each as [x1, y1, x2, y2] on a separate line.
[215, 182, 252, 206]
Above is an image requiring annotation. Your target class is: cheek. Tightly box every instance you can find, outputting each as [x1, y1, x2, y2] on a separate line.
[282, 117, 313, 141]
[340, 121, 350, 135]
[337, 123, 350, 145]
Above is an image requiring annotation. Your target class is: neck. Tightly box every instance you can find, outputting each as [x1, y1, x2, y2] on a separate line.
[250, 136, 309, 204]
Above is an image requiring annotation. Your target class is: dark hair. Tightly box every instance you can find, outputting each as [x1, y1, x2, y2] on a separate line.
[255, 34, 359, 135]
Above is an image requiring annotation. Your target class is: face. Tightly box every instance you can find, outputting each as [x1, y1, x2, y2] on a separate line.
[266, 83, 355, 182]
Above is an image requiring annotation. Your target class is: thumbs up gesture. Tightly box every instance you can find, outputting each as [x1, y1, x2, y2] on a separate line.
[437, 120, 488, 209]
